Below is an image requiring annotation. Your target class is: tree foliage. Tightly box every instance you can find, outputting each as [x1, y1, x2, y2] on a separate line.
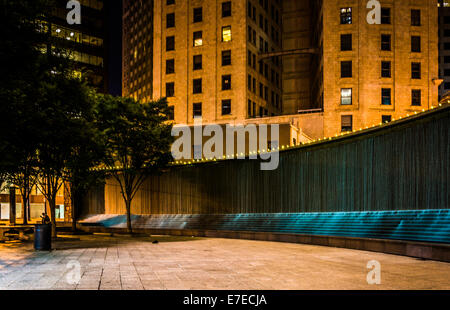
[95, 95, 174, 233]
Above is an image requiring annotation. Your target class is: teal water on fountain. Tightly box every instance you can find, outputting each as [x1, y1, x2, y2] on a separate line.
[90, 209, 450, 244]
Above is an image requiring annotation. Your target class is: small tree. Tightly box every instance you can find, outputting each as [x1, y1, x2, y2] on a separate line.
[95, 95, 173, 233]
[36, 76, 94, 237]
[64, 94, 106, 232]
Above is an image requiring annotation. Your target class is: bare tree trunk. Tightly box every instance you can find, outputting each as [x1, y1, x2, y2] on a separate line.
[125, 200, 132, 234]
[48, 195, 57, 238]
[21, 191, 28, 225]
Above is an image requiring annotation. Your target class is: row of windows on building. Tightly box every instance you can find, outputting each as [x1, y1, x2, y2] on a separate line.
[247, 74, 281, 109]
[166, 1, 232, 28]
[248, 0, 281, 27]
[340, 115, 394, 133]
[165, 26, 232, 52]
[247, 3, 281, 45]
[340, 33, 422, 53]
[166, 100, 233, 120]
[340, 7, 422, 26]
[340, 61, 422, 80]
[339, 88, 422, 106]
[247, 51, 281, 88]
[166, 50, 232, 75]
[165, 76, 232, 97]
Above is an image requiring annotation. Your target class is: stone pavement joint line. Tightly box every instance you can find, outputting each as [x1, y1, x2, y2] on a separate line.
[0, 234, 448, 290]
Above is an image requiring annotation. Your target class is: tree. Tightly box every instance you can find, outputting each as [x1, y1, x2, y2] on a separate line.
[64, 91, 106, 232]
[0, 0, 55, 224]
[95, 95, 174, 233]
[35, 75, 94, 237]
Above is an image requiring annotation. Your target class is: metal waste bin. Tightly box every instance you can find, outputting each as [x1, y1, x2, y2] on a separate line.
[34, 224, 52, 251]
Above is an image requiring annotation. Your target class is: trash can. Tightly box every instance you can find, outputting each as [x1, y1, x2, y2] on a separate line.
[34, 224, 52, 251]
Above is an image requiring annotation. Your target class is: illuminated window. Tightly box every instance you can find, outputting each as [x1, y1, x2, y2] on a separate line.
[222, 26, 231, 42]
[340, 7, 352, 24]
[193, 31, 203, 47]
[340, 88, 352, 105]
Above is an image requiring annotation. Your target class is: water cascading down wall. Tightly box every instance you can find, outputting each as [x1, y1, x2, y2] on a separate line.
[82, 105, 450, 244]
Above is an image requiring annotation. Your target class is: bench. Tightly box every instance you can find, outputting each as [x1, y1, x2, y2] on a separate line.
[0, 225, 34, 241]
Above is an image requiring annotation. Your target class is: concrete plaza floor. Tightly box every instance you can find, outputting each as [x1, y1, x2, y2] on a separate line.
[0, 234, 449, 290]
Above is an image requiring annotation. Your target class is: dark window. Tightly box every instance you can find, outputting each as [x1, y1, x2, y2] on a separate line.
[248, 74, 252, 91]
[166, 59, 175, 74]
[411, 36, 421, 52]
[341, 61, 352, 78]
[444, 16, 450, 25]
[222, 75, 231, 90]
[341, 88, 352, 105]
[248, 100, 252, 117]
[382, 115, 392, 123]
[166, 36, 175, 51]
[193, 79, 202, 94]
[445, 56, 450, 63]
[444, 43, 450, 50]
[166, 13, 175, 28]
[381, 34, 391, 51]
[193, 55, 202, 70]
[222, 1, 232, 17]
[381, 88, 391, 105]
[166, 0, 174, 5]
[411, 9, 421, 26]
[222, 50, 231, 66]
[445, 29, 450, 37]
[341, 34, 352, 51]
[445, 82, 450, 89]
[412, 89, 421, 106]
[341, 115, 353, 132]
[166, 82, 174, 97]
[167, 106, 174, 120]
[381, 61, 391, 78]
[259, 83, 263, 97]
[193, 7, 202, 23]
[193, 103, 202, 118]
[222, 99, 231, 115]
[381, 8, 391, 24]
[411, 62, 421, 79]
[340, 7, 352, 24]
[193, 31, 203, 46]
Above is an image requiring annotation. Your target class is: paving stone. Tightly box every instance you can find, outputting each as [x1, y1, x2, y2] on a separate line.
[0, 234, 448, 290]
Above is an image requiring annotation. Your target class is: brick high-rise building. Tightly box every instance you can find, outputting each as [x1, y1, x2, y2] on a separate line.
[123, 0, 439, 140]
[123, 0, 283, 125]
[439, 0, 450, 99]
[318, 0, 439, 137]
